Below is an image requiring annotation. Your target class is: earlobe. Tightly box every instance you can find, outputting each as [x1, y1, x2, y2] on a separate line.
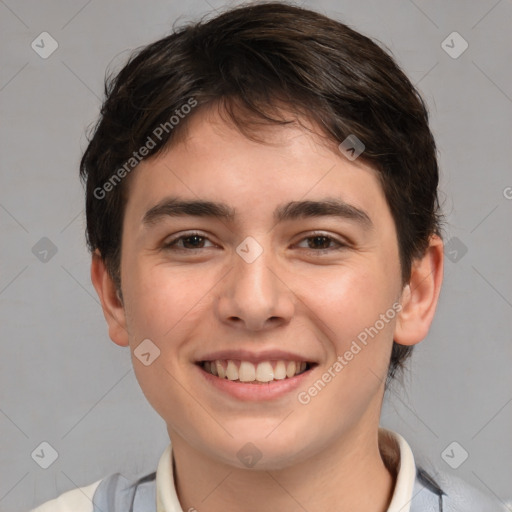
[90, 251, 130, 347]
[393, 235, 444, 347]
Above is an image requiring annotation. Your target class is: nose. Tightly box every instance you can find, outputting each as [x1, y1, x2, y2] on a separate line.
[215, 240, 296, 332]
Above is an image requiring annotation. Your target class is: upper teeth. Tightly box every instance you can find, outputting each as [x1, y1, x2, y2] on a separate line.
[203, 360, 308, 382]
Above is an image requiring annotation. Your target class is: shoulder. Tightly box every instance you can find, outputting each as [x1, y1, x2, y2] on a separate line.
[30, 479, 102, 512]
[29, 471, 157, 512]
[413, 466, 512, 511]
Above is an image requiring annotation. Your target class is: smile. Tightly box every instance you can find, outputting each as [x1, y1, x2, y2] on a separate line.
[199, 359, 314, 384]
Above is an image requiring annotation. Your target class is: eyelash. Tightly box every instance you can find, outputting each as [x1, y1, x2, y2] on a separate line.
[162, 231, 348, 254]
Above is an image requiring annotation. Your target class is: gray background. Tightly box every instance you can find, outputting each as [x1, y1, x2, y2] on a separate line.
[1, 0, 511, 510]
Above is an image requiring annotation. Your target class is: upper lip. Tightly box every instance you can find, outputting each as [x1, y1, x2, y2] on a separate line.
[196, 349, 317, 365]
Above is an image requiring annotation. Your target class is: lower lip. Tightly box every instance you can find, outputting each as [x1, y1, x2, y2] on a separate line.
[195, 363, 316, 401]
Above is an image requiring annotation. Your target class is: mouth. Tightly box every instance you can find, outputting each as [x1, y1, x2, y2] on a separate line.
[197, 359, 316, 384]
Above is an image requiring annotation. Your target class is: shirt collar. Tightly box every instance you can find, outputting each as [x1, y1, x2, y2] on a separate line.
[156, 427, 417, 512]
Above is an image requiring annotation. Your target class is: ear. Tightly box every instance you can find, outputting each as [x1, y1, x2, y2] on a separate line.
[393, 234, 444, 346]
[90, 250, 129, 347]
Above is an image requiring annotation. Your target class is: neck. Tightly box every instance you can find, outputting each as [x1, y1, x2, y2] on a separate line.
[169, 424, 396, 512]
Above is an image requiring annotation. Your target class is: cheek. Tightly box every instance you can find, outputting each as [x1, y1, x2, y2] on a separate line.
[122, 259, 208, 340]
[296, 259, 397, 404]
[293, 271, 396, 435]
[300, 261, 395, 343]
[121, 262, 212, 420]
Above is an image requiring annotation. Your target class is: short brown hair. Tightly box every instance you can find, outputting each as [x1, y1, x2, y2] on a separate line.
[80, 1, 444, 382]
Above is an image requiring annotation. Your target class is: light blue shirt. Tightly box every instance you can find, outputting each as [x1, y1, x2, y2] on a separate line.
[30, 428, 510, 511]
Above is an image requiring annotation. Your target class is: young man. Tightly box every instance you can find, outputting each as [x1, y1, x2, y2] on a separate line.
[30, 2, 509, 511]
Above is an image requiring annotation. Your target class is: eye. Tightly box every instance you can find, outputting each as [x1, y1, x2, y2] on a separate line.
[162, 232, 216, 251]
[295, 233, 347, 253]
[162, 231, 348, 253]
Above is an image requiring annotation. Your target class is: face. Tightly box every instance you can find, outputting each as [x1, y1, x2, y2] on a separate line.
[103, 107, 411, 469]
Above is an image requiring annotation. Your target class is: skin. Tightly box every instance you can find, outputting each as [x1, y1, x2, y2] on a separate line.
[92, 105, 443, 512]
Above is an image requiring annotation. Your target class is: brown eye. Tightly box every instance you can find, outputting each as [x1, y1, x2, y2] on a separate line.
[296, 233, 347, 253]
[163, 232, 215, 250]
[307, 235, 332, 250]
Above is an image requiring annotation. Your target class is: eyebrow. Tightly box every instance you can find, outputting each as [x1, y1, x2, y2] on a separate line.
[142, 196, 373, 230]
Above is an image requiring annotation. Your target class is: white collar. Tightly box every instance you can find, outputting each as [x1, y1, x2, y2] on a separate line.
[156, 427, 416, 512]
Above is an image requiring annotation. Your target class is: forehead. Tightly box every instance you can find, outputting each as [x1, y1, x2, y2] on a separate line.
[168, 103, 362, 168]
[123, 106, 391, 230]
